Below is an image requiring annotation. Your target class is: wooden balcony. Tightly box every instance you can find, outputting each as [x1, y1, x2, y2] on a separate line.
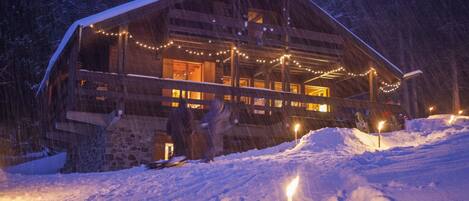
[73, 70, 404, 125]
[167, 9, 344, 58]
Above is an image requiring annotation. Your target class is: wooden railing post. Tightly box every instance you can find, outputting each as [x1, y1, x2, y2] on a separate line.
[117, 25, 129, 113]
[264, 64, 271, 112]
[368, 68, 378, 102]
[230, 45, 240, 102]
[368, 65, 379, 130]
[281, 54, 291, 109]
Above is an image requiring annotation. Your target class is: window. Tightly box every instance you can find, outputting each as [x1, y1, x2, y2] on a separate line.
[171, 61, 202, 108]
[305, 85, 330, 112]
[253, 80, 267, 114]
[273, 82, 301, 107]
[222, 76, 250, 103]
[253, 80, 267, 105]
[290, 84, 300, 107]
[162, 59, 215, 108]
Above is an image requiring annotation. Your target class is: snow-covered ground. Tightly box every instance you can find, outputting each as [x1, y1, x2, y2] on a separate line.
[1, 115, 469, 201]
[5, 152, 66, 175]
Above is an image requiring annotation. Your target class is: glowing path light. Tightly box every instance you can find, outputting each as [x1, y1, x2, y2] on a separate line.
[448, 115, 456, 125]
[377, 121, 386, 148]
[458, 110, 464, 115]
[294, 123, 301, 144]
[286, 175, 300, 201]
[428, 106, 435, 115]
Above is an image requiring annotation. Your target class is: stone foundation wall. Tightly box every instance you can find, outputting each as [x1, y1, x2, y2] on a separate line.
[61, 127, 105, 173]
[103, 115, 167, 171]
[58, 112, 293, 172]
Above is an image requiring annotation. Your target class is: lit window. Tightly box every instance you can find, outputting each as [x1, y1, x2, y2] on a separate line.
[253, 80, 267, 114]
[273, 82, 300, 107]
[163, 59, 206, 108]
[305, 85, 330, 112]
[222, 76, 250, 103]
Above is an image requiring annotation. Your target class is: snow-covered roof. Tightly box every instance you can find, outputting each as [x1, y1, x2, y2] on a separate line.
[37, 0, 403, 95]
[37, 0, 160, 95]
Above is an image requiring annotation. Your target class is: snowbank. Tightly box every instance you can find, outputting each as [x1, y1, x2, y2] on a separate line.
[5, 152, 66, 175]
[294, 128, 377, 154]
[348, 186, 391, 201]
[294, 114, 469, 155]
[406, 114, 469, 132]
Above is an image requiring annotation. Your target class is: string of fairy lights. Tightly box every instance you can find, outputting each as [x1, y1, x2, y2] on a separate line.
[90, 25, 401, 93]
[379, 81, 401, 93]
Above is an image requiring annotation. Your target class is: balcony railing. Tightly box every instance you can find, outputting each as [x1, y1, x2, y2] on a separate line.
[74, 70, 404, 124]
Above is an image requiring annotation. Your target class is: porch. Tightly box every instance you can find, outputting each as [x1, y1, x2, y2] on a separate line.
[73, 69, 403, 129]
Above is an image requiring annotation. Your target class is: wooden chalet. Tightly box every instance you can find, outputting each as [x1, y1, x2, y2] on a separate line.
[37, 0, 405, 172]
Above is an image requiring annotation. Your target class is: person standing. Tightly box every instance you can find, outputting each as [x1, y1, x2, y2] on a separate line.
[166, 100, 193, 157]
[200, 99, 233, 161]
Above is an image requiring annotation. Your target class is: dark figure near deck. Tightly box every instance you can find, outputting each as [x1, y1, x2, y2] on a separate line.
[167, 100, 194, 157]
[200, 99, 233, 161]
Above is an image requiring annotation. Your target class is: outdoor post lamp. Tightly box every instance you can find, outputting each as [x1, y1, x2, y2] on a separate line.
[286, 175, 300, 201]
[428, 106, 435, 114]
[458, 110, 464, 115]
[377, 121, 386, 148]
[448, 115, 456, 125]
[294, 123, 300, 144]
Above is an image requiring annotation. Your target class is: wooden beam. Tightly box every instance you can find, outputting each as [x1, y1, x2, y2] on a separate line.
[230, 48, 236, 87]
[55, 121, 101, 135]
[264, 65, 272, 110]
[281, 57, 291, 92]
[66, 26, 82, 111]
[117, 25, 128, 112]
[230, 46, 240, 102]
[66, 111, 108, 127]
[369, 68, 378, 102]
[254, 62, 279, 77]
[304, 72, 342, 84]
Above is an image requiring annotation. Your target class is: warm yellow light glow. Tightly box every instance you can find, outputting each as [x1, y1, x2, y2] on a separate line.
[448, 115, 456, 125]
[429, 106, 435, 112]
[377, 121, 386, 133]
[294, 123, 300, 133]
[458, 110, 464, 115]
[286, 175, 300, 201]
[319, 104, 328, 112]
[164, 143, 174, 160]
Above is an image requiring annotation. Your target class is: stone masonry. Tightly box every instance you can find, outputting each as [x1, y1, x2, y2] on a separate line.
[103, 115, 167, 171]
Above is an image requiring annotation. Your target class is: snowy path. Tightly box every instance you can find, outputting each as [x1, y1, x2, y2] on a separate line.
[1, 115, 469, 201]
